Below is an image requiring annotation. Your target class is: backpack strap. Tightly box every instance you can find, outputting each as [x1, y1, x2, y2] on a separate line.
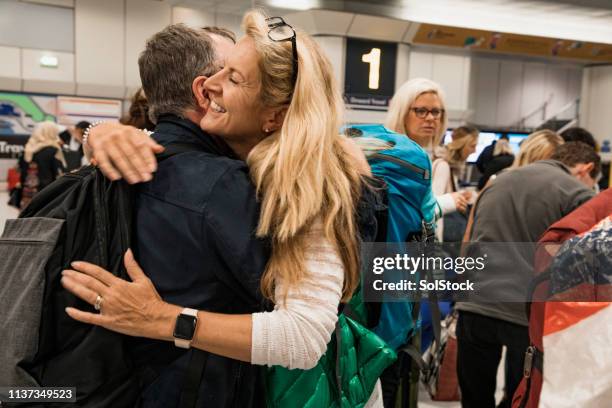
[462, 179, 494, 244]
[178, 350, 208, 408]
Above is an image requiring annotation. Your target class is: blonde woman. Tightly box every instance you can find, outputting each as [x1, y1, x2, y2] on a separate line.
[60, 11, 382, 406]
[513, 129, 564, 168]
[19, 121, 66, 208]
[385, 78, 469, 223]
[432, 126, 479, 241]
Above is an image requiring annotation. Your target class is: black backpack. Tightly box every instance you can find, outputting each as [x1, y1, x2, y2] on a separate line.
[0, 164, 139, 407]
[0, 144, 206, 407]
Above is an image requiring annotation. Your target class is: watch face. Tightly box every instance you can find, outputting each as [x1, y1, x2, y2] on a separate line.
[173, 314, 197, 340]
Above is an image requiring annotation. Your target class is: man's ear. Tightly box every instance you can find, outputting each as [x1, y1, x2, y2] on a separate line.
[191, 76, 209, 110]
[261, 107, 288, 133]
[581, 162, 595, 177]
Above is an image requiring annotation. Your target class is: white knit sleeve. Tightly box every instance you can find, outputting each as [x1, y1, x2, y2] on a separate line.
[436, 193, 457, 215]
[251, 226, 344, 370]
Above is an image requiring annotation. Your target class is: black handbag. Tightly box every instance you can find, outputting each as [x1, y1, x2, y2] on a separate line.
[7, 187, 22, 208]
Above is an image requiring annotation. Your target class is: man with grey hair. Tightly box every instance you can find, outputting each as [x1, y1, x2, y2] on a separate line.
[89, 25, 269, 407]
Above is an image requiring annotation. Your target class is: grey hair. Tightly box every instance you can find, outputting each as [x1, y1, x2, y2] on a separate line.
[138, 24, 217, 123]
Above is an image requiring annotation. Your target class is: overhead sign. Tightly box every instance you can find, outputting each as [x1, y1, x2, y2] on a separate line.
[344, 38, 397, 108]
[412, 23, 612, 63]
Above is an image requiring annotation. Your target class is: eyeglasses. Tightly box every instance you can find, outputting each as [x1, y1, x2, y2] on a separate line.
[266, 17, 298, 93]
[411, 107, 444, 119]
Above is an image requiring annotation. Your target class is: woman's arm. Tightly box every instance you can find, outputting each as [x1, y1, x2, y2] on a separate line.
[251, 233, 342, 369]
[62, 234, 342, 368]
[85, 122, 164, 183]
[61, 250, 254, 362]
[432, 159, 468, 215]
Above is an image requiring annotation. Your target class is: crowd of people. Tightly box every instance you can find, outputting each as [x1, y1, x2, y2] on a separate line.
[5, 8, 608, 408]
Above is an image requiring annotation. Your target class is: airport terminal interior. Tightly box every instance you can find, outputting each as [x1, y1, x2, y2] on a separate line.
[0, 0, 611, 407]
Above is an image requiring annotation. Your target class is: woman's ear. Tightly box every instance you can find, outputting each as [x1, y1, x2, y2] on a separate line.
[191, 76, 209, 110]
[261, 107, 288, 134]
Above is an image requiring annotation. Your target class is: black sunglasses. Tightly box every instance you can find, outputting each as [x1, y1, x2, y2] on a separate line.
[266, 17, 298, 93]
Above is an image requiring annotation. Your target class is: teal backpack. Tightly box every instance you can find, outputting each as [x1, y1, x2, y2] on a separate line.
[345, 124, 437, 350]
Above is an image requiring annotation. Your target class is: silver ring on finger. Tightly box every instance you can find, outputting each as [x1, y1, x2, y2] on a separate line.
[94, 294, 104, 311]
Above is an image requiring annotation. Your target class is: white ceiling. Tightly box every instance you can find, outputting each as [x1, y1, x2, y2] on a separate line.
[393, 0, 612, 44]
[169, 0, 612, 44]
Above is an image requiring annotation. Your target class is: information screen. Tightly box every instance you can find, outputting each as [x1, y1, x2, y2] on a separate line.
[506, 133, 530, 154]
[442, 130, 501, 163]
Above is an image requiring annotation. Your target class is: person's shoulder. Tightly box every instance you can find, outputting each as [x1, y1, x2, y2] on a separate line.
[37, 145, 60, 154]
[432, 157, 450, 172]
[159, 150, 247, 177]
[145, 152, 253, 210]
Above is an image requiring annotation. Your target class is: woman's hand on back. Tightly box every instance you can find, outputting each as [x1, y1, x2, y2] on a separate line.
[87, 122, 165, 184]
[61, 249, 180, 341]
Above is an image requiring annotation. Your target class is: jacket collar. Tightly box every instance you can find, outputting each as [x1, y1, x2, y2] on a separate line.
[153, 114, 236, 158]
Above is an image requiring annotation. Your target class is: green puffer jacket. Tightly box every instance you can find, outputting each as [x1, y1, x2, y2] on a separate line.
[265, 291, 397, 407]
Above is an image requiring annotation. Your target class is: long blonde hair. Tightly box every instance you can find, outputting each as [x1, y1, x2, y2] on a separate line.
[513, 130, 563, 168]
[385, 78, 448, 147]
[493, 138, 513, 156]
[24, 121, 66, 167]
[243, 10, 363, 302]
[445, 126, 479, 167]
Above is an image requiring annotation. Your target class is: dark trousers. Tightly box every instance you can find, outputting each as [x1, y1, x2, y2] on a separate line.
[456, 311, 529, 408]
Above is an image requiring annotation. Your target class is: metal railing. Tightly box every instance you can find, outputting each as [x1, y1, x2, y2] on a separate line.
[515, 97, 581, 131]
[515, 93, 553, 130]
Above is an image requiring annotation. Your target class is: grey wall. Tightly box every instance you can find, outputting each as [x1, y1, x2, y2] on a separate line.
[0, 0, 74, 52]
[470, 56, 582, 128]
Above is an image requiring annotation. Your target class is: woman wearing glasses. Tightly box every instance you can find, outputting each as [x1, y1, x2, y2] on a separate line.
[61, 9, 383, 407]
[385, 78, 471, 224]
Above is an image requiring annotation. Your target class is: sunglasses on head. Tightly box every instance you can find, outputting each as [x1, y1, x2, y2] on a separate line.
[265, 17, 298, 93]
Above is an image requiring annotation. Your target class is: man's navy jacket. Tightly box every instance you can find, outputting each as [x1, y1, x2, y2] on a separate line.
[131, 114, 270, 408]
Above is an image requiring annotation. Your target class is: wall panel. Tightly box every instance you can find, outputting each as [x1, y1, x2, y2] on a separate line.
[0, 0, 74, 52]
[75, 0, 124, 89]
[471, 58, 500, 126]
[521, 62, 546, 128]
[496, 61, 523, 127]
[125, 0, 172, 88]
[408, 51, 433, 80]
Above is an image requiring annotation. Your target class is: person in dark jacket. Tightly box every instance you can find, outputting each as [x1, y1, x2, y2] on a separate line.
[68, 24, 263, 408]
[475, 134, 508, 175]
[60, 120, 91, 171]
[19, 121, 65, 208]
[478, 137, 514, 189]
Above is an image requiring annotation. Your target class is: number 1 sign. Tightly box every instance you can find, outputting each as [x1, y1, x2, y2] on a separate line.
[344, 38, 397, 108]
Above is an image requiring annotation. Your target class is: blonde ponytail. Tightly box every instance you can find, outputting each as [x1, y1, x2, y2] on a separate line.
[243, 10, 362, 302]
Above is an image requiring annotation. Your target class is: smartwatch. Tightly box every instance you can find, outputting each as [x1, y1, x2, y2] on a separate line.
[173, 308, 198, 349]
